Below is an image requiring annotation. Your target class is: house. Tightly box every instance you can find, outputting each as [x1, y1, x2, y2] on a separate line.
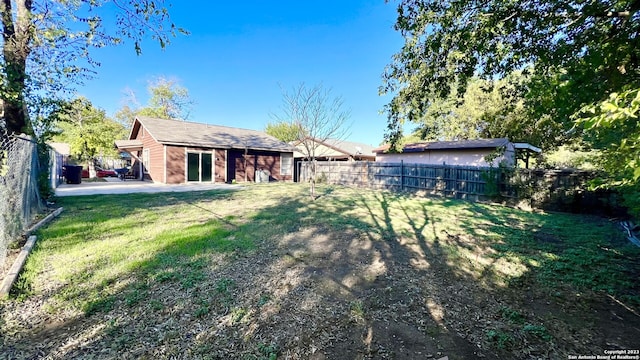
[374, 138, 541, 168]
[293, 137, 376, 161]
[292, 137, 376, 181]
[115, 117, 296, 184]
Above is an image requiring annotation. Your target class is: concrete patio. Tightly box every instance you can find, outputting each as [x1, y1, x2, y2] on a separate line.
[55, 178, 243, 197]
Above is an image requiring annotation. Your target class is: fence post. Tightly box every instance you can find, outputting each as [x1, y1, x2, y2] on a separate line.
[365, 161, 369, 187]
[453, 166, 458, 199]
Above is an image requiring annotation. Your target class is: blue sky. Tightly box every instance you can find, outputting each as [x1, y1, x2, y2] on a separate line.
[75, 1, 404, 146]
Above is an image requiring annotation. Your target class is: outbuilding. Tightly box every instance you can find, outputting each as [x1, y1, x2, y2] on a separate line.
[374, 138, 541, 168]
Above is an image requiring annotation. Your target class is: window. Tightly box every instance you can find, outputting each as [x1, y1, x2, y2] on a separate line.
[142, 149, 150, 174]
[280, 153, 293, 176]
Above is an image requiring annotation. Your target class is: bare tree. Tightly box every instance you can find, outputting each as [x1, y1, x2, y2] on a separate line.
[274, 83, 350, 199]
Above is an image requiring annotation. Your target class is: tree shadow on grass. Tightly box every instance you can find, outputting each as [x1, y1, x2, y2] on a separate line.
[3, 184, 639, 359]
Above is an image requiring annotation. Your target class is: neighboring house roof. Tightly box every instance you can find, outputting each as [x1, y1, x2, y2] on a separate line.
[293, 137, 376, 159]
[128, 117, 295, 152]
[374, 138, 512, 153]
[323, 138, 376, 157]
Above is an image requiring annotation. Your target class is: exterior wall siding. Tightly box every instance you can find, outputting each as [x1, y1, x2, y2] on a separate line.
[129, 120, 293, 184]
[215, 149, 225, 183]
[183, 147, 216, 183]
[376, 147, 515, 167]
[132, 126, 164, 182]
[134, 126, 292, 184]
[166, 146, 223, 184]
[166, 145, 185, 184]
[252, 150, 293, 182]
[226, 150, 292, 183]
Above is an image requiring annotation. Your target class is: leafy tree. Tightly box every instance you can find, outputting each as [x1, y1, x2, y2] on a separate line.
[113, 102, 139, 129]
[381, 0, 640, 149]
[403, 73, 568, 150]
[274, 83, 350, 199]
[576, 88, 640, 215]
[0, 0, 186, 136]
[405, 76, 520, 140]
[53, 97, 126, 177]
[264, 120, 303, 143]
[115, 77, 193, 126]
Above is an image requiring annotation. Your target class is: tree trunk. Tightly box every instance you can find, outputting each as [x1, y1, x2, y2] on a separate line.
[1, 0, 34, 135]
[309, 160, 316, 200]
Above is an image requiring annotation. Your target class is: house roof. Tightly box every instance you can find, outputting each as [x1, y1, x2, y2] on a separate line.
[293, 137, 376, 159]
[374, 138, 512, 153]
[130, 117, 295, 152]
[114, 139, 143, 150]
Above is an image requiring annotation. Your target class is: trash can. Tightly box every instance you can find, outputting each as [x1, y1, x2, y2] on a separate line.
[65, 165, 82, 184]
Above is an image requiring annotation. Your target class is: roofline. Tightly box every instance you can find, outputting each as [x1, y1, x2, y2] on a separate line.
[374, 138, 513, 154]
[293, 136, 369, 156]
[159, 140, 294, 153]
[113, 139, 144, 151]
[132, 116, 295, 151]
[128, 117, 160, 144]
[135, 115, 272, 134]
[513, 143, 542, 153]
[126, 119, 137, 140]
[309, 137, 350, 156]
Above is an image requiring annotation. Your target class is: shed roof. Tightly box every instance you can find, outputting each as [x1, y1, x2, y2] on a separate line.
[130, 117, 295, 152]
[374, 138, 511, 153]
[513, 142, 542, 153]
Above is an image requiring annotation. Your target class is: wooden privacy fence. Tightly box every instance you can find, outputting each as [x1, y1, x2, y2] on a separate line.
[297, 161, 617, 214]
[298, 161, 498, 200]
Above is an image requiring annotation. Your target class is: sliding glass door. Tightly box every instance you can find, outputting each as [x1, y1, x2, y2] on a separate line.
[187, 152, 214, 182]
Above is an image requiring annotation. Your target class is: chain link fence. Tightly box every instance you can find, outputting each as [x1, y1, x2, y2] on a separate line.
[0, 130, 43, 268]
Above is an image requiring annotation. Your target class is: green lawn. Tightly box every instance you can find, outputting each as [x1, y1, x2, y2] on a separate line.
[1, 183, 638, 359]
